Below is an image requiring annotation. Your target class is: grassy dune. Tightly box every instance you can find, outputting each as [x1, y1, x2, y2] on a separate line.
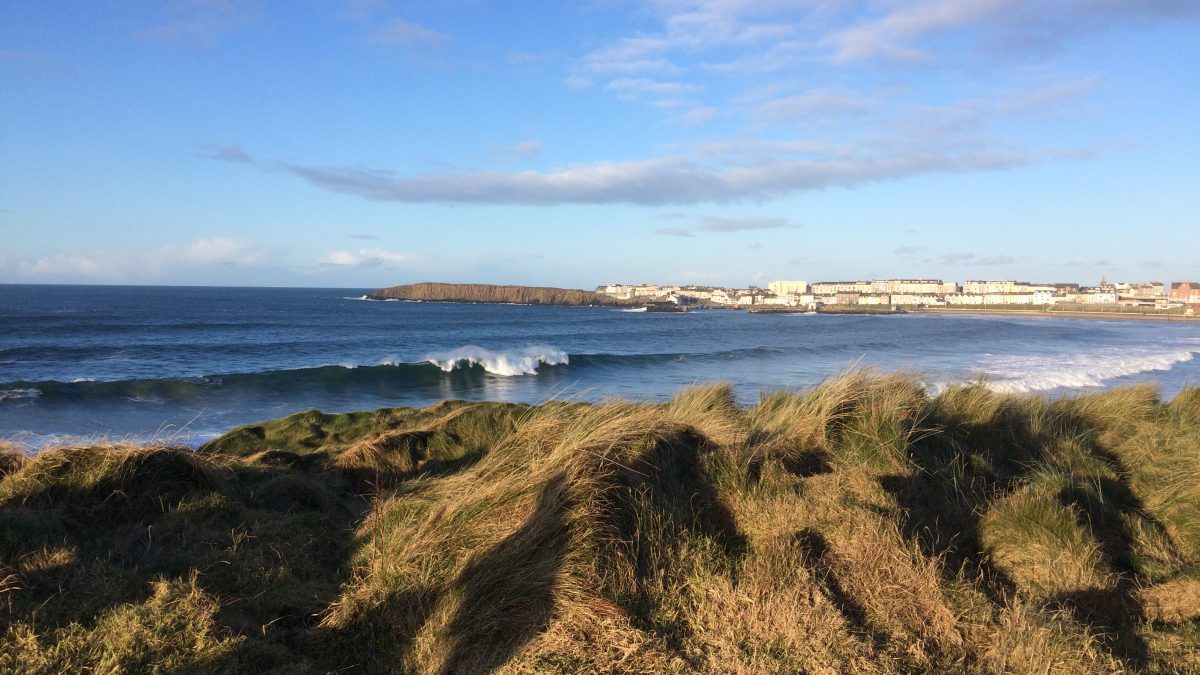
[2, 372, 1199, 673]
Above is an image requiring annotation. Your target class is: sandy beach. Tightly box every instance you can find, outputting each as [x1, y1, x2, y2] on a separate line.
[913, 307, 1200, 323]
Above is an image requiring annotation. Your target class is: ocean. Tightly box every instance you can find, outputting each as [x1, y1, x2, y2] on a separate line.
[2, 284, 1198, 448]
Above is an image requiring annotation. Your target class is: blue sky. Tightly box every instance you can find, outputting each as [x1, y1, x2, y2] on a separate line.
[1, 0, 1197, 289]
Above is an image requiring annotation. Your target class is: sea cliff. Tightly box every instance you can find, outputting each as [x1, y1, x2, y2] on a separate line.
[369, 282, 635, 306]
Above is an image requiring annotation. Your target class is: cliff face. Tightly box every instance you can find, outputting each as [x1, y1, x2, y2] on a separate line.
[368, 282, 635, 306]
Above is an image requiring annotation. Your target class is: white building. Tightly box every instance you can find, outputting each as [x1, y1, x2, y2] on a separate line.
[601, 284, 635, 299]
[768, 280, 808, 295]
[811, 281, 873, 295]
[871, 279, 951, 295]
[1079, 288, 1118, 304]
[761, 293, 799, 306]
[947, 294, 986, 305]
[709, 290, 733, 304]
[890, 293, 946, 306]
[1032, 290, 1057, 305]
[963, 280, 1020, 295]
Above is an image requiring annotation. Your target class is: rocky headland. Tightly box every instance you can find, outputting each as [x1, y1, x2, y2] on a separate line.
[368, 282, 636, 306]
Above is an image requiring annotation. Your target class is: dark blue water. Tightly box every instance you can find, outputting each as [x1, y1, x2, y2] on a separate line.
[2, 285, 1198, 447]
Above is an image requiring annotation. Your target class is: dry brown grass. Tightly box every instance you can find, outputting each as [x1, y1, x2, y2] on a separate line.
[2, 374, 1198, 673]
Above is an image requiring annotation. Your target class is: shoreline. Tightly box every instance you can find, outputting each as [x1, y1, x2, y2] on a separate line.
[913, 307, 1199, 323]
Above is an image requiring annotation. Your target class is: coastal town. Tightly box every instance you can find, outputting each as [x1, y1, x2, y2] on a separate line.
[598, 279, 1200, 312]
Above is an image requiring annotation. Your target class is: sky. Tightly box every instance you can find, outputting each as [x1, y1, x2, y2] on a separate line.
[1, 0, 1198, 289]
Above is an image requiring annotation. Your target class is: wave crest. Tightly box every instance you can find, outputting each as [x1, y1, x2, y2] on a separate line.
[979, 348, 1196, 393]
[424, 346, 569, 377]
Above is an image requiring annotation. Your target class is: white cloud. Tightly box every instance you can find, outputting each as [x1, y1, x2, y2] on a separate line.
[581, 37, 679, 75]
[825, 0, 1199, 63]
[318, 248, 413, 267]
[17, 237, 267, 281]
[754, 87, 877, 122]
[26, 254, 109, 279]
[827, 0, 1009, 62]
[606, 78, 702, 98]
[174, 236, 265, 265]
[287, 141, 1033, 206]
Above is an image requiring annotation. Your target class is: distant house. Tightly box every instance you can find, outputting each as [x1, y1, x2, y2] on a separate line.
[709, 289, 733, 305]
[1032, 290, 1057, 305]
[1170, 282, 1200, 305]
[1078, 287, 1118, 304]
[834, 291, 861, 305]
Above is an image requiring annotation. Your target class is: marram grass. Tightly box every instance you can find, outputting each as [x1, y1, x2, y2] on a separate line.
[2, 371, 1198, 673]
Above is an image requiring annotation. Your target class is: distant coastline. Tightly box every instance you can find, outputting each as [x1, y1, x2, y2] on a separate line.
[369, 282, 636, 306]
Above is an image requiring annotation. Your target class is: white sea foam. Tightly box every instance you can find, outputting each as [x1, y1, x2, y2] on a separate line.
[425, 345, 569, 376]
[621, 307, 648, 313]
[0, 388, 42, 402]
[975, 347, 1196, 394]
[122, 394, 167, 405]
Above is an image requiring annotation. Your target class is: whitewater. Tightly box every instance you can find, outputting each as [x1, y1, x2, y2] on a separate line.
[2, 285, 1198, 447]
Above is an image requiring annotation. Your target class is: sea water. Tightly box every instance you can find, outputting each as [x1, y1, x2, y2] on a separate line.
[2, 285, 1198, 447]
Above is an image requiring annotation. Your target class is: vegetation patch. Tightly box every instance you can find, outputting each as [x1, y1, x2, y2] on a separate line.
[2, 372, 1198, 672]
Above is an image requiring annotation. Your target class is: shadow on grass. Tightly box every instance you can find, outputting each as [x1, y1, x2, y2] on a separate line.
[794, 528, 890, 654]
[440, 473, 572, 675]
[881, 401, 1160, 669]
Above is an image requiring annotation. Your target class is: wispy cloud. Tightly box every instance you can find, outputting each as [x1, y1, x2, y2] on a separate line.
[340, 0, 389, 20]
[937, 252, 1016, 266]
[0, 50, 71, 78]
[654, 215, 796, 237]
[492, 140, 542, 159]
[199, 144, 254, 164]
[754, 87, 877, 123]
[653, 227, 693, 237]
[826, 0, 1199, 62]
[606, 77, 702, 99]
[139, 0, 256, 47]
[697, 216, 796, 233]
[369, 18, 449, 48]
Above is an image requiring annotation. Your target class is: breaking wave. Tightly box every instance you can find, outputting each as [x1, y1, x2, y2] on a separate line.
[0, 388, 41, 402]
[977, 347, 1197, 394]
[423, 346, 569, 376]
[0, 344, 810, 407]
